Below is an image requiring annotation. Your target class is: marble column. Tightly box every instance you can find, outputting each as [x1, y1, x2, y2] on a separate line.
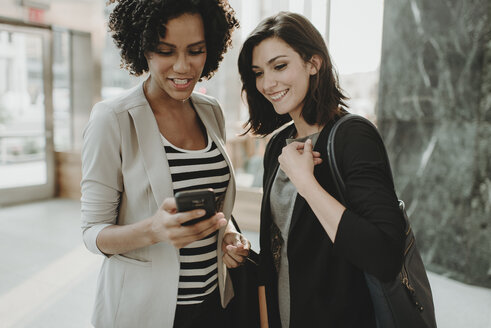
[377, 0, 490, 287]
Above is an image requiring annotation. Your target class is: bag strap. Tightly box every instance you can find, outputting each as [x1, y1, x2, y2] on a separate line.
[326, 114, 396, 204]
[230, 215, 260, 266]
[230, 214, 244, 233]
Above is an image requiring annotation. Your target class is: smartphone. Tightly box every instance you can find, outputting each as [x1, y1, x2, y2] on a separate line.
[175, 188, 216, 226]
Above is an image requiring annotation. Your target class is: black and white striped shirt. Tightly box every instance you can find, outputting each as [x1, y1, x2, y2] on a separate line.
[162, 134, 230, 305]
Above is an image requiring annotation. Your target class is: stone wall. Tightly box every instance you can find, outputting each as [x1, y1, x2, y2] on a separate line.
[377, 0, 490, 287]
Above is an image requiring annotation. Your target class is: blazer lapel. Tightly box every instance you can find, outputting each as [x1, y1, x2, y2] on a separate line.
[128, 91, 179, 316]
[192, 97, 236, 218]
[129, 103, 173, 207]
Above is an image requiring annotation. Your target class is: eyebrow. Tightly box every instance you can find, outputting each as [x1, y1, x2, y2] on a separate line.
[252, 55, 288, 69]
[157, 40, 206, 48]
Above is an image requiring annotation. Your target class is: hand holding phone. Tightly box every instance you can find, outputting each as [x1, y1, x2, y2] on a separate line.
[175, 189, 216, 226]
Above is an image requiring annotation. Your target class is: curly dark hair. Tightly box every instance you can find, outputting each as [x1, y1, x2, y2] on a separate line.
[108, 0, 239, 78]
[238, 12, 347, 136]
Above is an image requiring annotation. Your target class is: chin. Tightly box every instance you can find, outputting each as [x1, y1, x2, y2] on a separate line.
[273, 106, 291, 116]
[170, 90, 194, 101]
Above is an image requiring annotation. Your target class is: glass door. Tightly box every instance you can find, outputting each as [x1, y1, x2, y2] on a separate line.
[0, 23, 54, 205]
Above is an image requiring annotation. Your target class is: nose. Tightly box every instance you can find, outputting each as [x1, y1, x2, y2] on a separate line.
[261, 72, 277, 92]
[173, 53, 190, 73]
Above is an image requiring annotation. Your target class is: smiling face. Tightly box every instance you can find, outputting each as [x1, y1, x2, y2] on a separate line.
[252, 37, 317, 119]
[145, 13, 207, 102]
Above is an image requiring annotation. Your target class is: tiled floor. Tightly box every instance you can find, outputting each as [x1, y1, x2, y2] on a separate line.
[0, 199, 490, 328]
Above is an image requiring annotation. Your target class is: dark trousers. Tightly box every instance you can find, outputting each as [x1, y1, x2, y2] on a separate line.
[173, 288, 230, 328]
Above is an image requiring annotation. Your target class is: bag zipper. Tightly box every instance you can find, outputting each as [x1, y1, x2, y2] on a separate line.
[400, 236, 424, 312]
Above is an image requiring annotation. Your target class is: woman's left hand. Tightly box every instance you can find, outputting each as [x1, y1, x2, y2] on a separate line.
[222, 232, 251, 268]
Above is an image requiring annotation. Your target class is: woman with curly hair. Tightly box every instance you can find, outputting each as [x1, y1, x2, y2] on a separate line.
[81, 1, 247, 327]
[238, 12, 406, 327]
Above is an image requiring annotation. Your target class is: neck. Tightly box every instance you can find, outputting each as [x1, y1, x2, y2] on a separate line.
[144, 77, 188, 114]
[291, 115, 322, 139]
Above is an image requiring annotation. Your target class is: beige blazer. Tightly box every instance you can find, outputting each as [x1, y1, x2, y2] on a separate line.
[81, 83, 236, 328]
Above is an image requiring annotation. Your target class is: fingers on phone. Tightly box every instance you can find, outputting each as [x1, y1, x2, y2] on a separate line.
[162, 197, 177, 211]
[177, 209, 206, 225]
[180, 212, 225, 236]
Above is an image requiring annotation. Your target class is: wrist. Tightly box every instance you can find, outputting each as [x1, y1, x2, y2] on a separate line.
[295, 175, 318, 197]
[146, 215, 161, 245]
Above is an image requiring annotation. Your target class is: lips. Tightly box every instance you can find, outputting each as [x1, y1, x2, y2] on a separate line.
[269, 89, 289, 101]
[169, 78, 193, 89]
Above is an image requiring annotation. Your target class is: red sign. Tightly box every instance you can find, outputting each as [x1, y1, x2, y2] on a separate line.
[27, 7, 45, 24]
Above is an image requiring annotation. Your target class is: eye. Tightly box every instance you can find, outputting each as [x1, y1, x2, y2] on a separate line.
[189, 48, 206, 56]
[156, 50, 173, 56]
[274, 63, 287, 70]
[253, 71, 263, 78]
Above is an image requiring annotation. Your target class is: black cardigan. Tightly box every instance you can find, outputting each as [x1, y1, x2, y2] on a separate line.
[259, 117, 406, 328]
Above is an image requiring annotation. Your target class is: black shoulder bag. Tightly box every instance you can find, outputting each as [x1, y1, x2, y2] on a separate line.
[226, 215, 261, 328]
[327, 114, 437, 328]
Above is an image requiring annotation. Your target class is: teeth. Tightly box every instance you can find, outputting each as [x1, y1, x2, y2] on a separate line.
[173, 79, 189, 85]
[270, 90, 287, 100]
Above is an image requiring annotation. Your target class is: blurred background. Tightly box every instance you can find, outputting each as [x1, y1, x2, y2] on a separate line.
[0, 0, 489, 327]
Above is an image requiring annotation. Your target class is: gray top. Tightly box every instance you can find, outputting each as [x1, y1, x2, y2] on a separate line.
[270, 131, 321, 328]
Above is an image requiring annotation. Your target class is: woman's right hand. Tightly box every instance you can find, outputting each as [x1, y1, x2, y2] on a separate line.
[151, 197, 227, 249]
[278, 139, 319, 196]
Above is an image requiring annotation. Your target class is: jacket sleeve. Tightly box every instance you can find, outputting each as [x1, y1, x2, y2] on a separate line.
[332, 120, 405, 281]
[80, 102, 123, 256]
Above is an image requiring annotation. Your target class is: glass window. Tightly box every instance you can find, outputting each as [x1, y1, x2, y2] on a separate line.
[101, 3, 144, 100]
[329, 0, 384, 121]
[52, 28, 72, 151]
[0, 30, 47, 188]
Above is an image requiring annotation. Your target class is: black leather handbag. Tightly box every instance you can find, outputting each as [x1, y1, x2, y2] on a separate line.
[226, 215, 260, 328]
[327, 114, 437, 328]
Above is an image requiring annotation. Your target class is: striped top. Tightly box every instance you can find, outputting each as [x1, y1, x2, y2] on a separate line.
[162, 133, 230, 305]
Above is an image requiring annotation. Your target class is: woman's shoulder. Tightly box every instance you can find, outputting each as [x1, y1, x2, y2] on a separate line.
[333, 115, 389, 169]
[334, 115, 382, 146]
[264, 122, 295, 154]
[85, 86, 145, 134]
[94, 83, 147, 115]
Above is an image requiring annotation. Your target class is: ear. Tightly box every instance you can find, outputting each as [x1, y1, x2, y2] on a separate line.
[308, 55, 322, 75]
